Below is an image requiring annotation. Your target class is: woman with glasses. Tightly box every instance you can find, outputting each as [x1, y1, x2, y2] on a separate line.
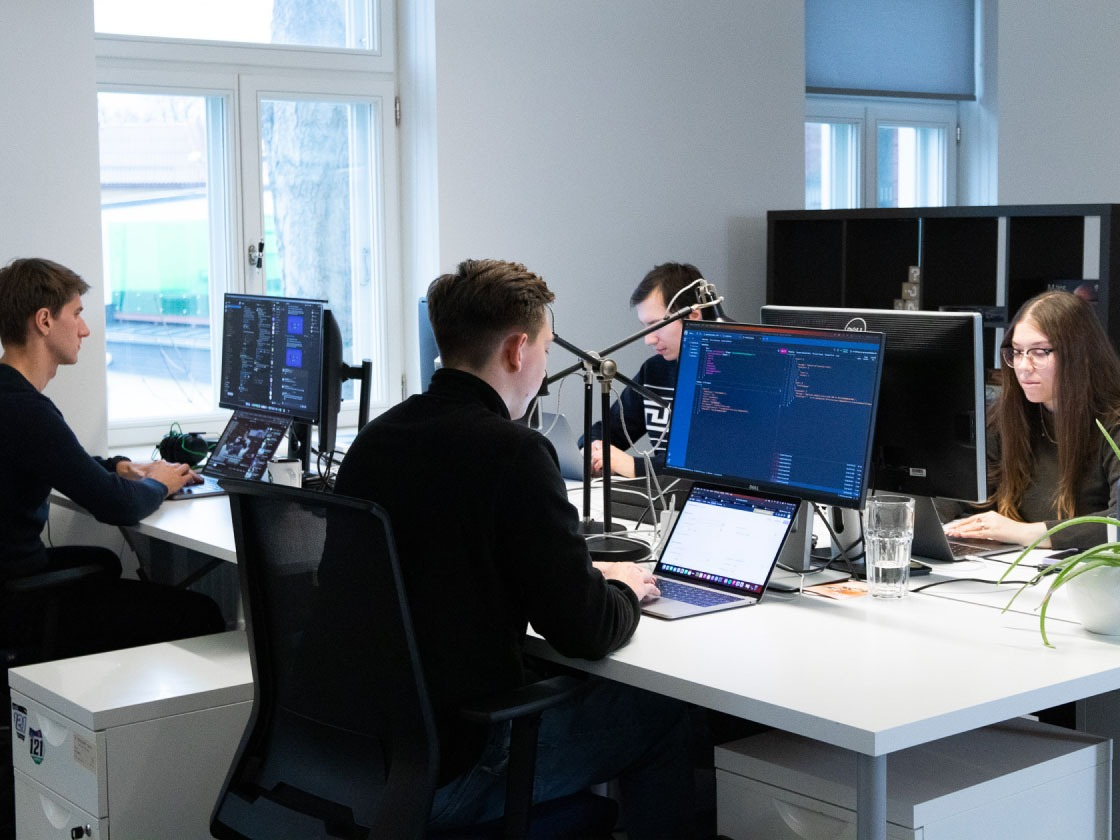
[944, 290, 1120, 549]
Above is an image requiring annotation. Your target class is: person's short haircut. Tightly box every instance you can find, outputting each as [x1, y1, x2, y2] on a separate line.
[0, 258, 90, 347]
[426, 259, 555, 370]
[629, 262, 705, 312]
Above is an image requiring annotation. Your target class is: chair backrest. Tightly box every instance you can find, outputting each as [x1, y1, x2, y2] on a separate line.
[212, 481, 439, 840]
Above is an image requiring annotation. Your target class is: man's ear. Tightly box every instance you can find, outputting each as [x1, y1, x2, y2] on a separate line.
[499, 332, 529, 372]
[31, 307, 52, 337]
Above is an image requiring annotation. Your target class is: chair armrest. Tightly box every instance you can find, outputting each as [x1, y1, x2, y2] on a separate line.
[3, 564, 105, 594]
[459, 675, 585, 725]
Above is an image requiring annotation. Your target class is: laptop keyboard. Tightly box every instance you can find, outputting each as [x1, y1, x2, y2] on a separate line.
[656, 578, 742, 607]
[947, 540, 980, 559]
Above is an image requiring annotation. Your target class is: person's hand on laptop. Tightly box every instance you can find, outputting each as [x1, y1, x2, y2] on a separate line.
[944, 511, 1050, 548]
[594, 560, 661, 602]
[587, 440, 636, 478]
[133, 460, 203, 496]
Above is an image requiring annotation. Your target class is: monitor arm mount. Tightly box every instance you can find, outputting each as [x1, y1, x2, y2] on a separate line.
[546, 296, 724, 562]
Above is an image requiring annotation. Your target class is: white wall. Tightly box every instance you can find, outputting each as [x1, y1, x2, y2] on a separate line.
[432, 2, 805, 422]
[996, 0, 1120, 203]
[0, 0, 108, 453]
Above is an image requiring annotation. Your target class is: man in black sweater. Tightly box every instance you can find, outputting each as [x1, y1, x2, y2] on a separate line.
[334, 259, 694, 837]
[0, 257, 223, 658]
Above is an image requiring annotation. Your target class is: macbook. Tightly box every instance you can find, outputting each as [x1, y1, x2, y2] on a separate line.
[169, 410, 291, 500]
[643, 484, 798, 620]
[910, 496, 1015, 561]
[533, 411, 585, 481]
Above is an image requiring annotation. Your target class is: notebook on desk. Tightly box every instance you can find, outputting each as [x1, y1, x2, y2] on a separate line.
[169, 411, 291, 500]
[643, 484, 798, 620]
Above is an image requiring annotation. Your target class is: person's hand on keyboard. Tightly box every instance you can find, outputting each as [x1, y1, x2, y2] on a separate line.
[944, 511, 1050, 548]
[595, 560, 661, 602]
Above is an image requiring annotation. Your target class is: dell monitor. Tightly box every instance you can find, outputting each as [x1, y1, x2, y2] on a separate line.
[760, 306, 988, 561]
[664, 320, 884, 587]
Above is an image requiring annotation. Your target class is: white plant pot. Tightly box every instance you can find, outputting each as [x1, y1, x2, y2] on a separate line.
[1066, 565, 1120, 636]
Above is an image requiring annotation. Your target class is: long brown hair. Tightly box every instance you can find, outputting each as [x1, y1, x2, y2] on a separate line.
[991, 290, 1120, 519]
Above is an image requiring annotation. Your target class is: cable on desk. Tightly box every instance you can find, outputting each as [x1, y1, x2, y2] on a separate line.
[910, 577, 1035, 594]
[812, 503, 866, 575]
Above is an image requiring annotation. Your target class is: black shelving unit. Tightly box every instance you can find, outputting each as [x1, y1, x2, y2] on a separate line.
[767, 204, 1120, 360]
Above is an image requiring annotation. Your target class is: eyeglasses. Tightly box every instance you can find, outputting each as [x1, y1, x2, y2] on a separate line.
[1000, 347, 1055, 369]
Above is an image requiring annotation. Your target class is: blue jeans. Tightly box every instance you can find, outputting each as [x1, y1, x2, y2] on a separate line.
[429, 677, 695, 838]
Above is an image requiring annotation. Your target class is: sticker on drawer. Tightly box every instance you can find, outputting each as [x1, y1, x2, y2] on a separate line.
[23, 711, 72, 768]
[29, 727, 45, 764]
[11, 702, 27, 741]
[73, 732, 97, 773]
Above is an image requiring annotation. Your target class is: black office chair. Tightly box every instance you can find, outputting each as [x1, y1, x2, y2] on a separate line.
[212, 480, 617, 840]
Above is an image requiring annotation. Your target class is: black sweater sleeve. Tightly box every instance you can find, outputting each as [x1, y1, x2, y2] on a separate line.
[500, 433, 641, 658]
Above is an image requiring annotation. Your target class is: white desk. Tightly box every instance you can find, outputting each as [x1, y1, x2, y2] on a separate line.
[49, 486, 1120, 840]
[525, 575, 1120, 840]
[51, 491, 237, 564]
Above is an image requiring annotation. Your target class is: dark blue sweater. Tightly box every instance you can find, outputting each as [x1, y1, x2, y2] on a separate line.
[0, 363, 167, 577]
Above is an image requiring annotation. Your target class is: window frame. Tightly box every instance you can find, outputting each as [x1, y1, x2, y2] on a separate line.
[806, 96, 959, 210]
[95, 4, 400, 447]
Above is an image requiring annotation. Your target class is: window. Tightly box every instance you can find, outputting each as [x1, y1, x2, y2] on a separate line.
[99, 91, 227, 424]
[806, 98, 957, 210]
[95, 1, 399, 446]
[94, 0, 376, 50]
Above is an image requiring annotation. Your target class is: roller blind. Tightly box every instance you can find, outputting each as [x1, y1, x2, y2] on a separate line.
[806, 0, 975, 99]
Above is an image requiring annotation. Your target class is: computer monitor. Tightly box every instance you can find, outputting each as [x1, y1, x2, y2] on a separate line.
[760, 306, 987, 502]
[761, 306, 988, 565]
[220, 293, 326, 422]
[417, 296, 440, 392]
[664, 320, 884, 507]
[664, 321, 884, 588]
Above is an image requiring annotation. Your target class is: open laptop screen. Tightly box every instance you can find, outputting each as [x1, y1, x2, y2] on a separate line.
[656, 485, 798, 596]
[205, 412, 290, 481]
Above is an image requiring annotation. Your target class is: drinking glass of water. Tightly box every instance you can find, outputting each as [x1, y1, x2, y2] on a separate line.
[865, 495, 915, 599]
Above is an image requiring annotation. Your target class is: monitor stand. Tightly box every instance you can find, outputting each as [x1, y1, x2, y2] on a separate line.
[767, 502, 852, 592]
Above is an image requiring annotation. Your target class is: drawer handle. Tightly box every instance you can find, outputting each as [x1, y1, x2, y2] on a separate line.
[773, 798, 851, 840]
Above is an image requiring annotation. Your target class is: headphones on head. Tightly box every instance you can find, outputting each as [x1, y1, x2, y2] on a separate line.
[158, 424, 211, 467]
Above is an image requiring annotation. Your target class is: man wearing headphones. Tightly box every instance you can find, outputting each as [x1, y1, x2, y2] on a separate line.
[0, 257, 224, 659]
[584, 261, 709, 478]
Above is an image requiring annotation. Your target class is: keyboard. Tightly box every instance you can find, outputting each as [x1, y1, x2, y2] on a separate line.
[656, 578, 742, 607]
[947, 537, 1007, 559]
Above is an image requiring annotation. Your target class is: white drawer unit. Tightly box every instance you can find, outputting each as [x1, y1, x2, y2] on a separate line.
[715, 717, 1111, 840]
[9, 631, 253, 840]
[13, 772, 104, 840]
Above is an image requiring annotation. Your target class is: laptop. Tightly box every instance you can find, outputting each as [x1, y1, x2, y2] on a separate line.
[910, 496, 1016, 561]
[643, 484, 798, 620]
[169, 410, 291, 500]
[534, 411, 585, 481]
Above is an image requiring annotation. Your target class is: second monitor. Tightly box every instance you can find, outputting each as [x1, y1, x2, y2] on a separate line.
[761, 306, 989, 563]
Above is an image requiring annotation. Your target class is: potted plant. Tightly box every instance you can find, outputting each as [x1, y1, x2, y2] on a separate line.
[999, 420, 1120, 647]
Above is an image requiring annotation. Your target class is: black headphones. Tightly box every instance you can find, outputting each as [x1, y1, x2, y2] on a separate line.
[158, 424, 211, 467]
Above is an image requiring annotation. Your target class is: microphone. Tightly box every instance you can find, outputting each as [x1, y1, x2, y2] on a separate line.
[696, 278, 735, 322]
